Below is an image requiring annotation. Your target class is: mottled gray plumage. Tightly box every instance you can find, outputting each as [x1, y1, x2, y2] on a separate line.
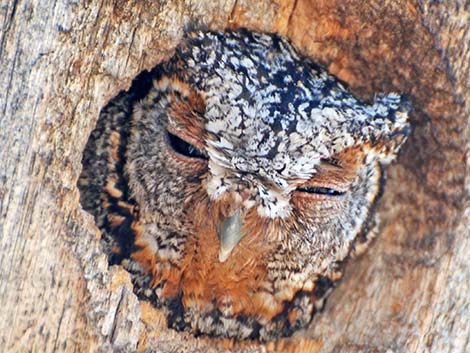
[79, 28, 410, 340]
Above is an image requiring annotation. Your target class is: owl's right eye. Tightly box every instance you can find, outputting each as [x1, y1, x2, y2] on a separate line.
[167, 131, 208, 161]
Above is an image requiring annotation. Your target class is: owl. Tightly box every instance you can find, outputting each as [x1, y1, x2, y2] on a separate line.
[79, 28, 410, 340]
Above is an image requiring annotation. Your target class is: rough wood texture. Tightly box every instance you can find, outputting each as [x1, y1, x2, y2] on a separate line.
[0, 1, 468, 352]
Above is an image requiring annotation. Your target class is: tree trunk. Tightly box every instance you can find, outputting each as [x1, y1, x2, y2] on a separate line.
[1, 1, 468, 352]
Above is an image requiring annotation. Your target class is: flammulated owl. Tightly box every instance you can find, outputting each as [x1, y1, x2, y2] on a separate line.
[79, 28, 410, 340]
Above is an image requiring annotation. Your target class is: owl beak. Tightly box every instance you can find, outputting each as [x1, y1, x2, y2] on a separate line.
[218, 208, 244, 262]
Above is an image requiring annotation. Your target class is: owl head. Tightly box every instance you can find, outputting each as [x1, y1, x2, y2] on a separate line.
[89, 29, 410, 340]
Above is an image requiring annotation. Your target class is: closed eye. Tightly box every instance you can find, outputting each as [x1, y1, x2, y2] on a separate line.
[296, 186, 345, 196]
[167, 131, 208, 160]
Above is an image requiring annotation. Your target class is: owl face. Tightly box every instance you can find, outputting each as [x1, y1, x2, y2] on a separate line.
[80, 29, 410, 340]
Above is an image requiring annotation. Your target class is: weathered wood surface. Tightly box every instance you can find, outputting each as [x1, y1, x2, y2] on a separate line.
[0, 1, 468, 352]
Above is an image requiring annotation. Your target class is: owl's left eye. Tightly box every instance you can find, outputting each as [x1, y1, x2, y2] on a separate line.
[296, 186, 345, 196]
[167, 131, 208, 160]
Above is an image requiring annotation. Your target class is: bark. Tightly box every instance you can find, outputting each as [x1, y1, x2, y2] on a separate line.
[0, 1, 468, 352]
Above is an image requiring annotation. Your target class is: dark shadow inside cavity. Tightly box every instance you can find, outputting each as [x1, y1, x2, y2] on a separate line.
[78, 68, 163, 266]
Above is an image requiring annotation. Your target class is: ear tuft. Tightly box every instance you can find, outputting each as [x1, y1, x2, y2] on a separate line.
[373, 93, 412, 162]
